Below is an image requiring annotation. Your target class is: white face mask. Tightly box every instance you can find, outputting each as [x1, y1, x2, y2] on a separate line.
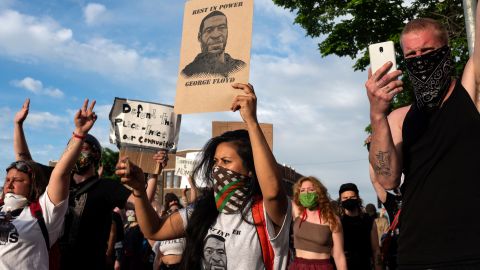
[3, 193, 28, 212]
[126, 210, 136, 222]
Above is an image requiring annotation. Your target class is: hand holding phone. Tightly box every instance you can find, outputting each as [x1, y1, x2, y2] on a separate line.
[369, 41, 397, 74]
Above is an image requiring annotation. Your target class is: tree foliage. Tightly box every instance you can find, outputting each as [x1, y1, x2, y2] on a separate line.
[100, 147, 120, 181]
[273, 0, 469, 110]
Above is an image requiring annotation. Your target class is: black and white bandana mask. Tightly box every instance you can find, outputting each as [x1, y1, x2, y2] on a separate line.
[73, 150, 95, 175]
[405, 45, 454, 113]
[212, 166, 249, 214]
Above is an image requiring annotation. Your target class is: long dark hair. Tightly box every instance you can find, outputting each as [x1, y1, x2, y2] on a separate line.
[179, 130, 261, 269]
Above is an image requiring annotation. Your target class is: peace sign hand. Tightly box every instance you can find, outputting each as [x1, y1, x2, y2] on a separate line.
[74, 99, 97, 136]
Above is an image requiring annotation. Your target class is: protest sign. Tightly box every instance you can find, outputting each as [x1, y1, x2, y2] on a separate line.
[174, 0, 254, 114]
[212, 121, 273, 150]
[109, 97, 181, 173]
[174, 156, 196, 178]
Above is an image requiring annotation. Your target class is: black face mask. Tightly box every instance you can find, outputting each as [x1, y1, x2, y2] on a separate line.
[341, 198, 359, 211]
[405, 45, 454, 113]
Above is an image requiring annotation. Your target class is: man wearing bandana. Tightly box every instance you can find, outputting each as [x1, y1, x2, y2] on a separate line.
[365, 6, 480, 269]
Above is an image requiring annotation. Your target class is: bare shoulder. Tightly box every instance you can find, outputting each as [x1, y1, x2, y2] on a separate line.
[461, 59, 477, 103]
[388, 105, 411, 130]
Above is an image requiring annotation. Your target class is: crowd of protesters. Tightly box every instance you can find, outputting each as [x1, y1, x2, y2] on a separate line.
[1, 8, 480, 270]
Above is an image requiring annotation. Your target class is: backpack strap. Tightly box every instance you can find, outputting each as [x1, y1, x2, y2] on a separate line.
[29, 200, 50, 251]
[252, 197, 274, 270]
[388, 209, 402, 232]
[73, 177, 101, 198]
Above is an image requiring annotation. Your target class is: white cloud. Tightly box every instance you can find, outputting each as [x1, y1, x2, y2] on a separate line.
[84, 3, 107, 26]
[12, 77, 42, 93]
[94, 104, 113, 121]
[25, 111, 69, 129]
[43, 88, 64, 98]
[0, 9, 171, 85]
[11, 77, 64, 98]
[255, 0, 295, 20]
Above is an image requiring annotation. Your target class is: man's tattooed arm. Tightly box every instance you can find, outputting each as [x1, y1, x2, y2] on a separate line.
[373, 151, 391, 176]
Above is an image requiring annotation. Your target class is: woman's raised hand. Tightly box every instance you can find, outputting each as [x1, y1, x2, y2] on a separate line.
[231, 83, 258, 125]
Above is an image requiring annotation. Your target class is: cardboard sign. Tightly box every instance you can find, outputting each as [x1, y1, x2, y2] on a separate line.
[109, 98, 181, 174]
[180, 151, 203, 188]
[174, 156, 196, 178]
[117, 147, 158, 174]
[174, 0, 254, 114]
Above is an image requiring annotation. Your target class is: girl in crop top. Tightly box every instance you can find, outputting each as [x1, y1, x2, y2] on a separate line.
[150, 193, 186, 270]
[290, 176, 347, 270]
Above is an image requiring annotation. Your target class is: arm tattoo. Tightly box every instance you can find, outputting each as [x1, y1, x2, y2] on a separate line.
[373, 151, 392, 176]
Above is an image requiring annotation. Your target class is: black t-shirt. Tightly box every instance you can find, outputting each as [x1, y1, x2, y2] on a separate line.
[61, 176, 131, 270]
[121, 224, 153, 270]
[112, 211, 124, 243]
[400, 81, 480, 268]
[382, 192, 401, 224]
[341, 213, 374, 269]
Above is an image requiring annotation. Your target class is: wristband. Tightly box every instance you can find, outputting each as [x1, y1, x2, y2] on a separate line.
[72, 132, 86, 140]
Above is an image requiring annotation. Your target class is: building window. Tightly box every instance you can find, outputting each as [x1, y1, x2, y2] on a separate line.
[174, 175, 181, 188]
[166, 171, 173, 188]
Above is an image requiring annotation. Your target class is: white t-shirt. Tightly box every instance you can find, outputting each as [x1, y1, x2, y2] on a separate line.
[180, 200, 292, 270]
[152, 237, 186, 268]
[0, 187, 68, 270]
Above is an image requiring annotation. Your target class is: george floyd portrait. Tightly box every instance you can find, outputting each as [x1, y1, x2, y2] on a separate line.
[175, 0, 253, 114]
[181, 11, 246, 78]
[202, 234, 228, 270]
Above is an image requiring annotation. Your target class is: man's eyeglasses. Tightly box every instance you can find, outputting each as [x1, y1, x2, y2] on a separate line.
[6, 161, 33, 177]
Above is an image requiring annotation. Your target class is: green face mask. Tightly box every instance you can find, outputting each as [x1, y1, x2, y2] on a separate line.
[299, 192, 319, 209]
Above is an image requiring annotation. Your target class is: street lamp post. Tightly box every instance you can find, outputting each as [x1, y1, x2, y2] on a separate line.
[463, 0, 477, 56]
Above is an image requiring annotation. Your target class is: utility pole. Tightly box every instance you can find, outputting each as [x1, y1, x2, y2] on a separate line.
[463, 0, 477, 56]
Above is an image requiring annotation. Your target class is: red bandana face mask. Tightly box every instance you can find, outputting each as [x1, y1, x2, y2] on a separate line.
[212, 166, 249, 214]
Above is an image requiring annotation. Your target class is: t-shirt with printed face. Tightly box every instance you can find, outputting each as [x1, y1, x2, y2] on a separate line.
[180, 200, 292, 270]
[0, 186, 68, 270]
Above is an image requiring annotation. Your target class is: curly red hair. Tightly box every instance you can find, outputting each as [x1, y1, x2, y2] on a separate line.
[293, 176, 340, 232]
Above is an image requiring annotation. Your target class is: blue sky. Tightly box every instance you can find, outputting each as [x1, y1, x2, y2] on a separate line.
[0, 0, 379, 204]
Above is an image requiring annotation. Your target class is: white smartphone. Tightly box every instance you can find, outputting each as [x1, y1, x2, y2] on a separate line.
[369, 41, 397, 74]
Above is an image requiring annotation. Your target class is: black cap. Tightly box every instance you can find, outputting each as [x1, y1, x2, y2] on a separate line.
[339, 183, 359, 196]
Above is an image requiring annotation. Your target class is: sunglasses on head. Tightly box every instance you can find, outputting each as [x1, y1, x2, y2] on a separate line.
[6, 161, 33, 176]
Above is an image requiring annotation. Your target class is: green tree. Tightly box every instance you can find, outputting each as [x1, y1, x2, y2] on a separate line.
[273, 0, 469, 110]
[100, 147, 120, 181]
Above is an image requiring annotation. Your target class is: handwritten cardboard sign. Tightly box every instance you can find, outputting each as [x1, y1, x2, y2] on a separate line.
[180, 151, 203, 188]
[109, 98, 181, 173]
[174, 0, 254, 114]
[174, 156, 196, 178]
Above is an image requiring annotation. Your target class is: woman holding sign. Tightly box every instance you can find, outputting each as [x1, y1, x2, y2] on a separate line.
[117, 83, 291, 270]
